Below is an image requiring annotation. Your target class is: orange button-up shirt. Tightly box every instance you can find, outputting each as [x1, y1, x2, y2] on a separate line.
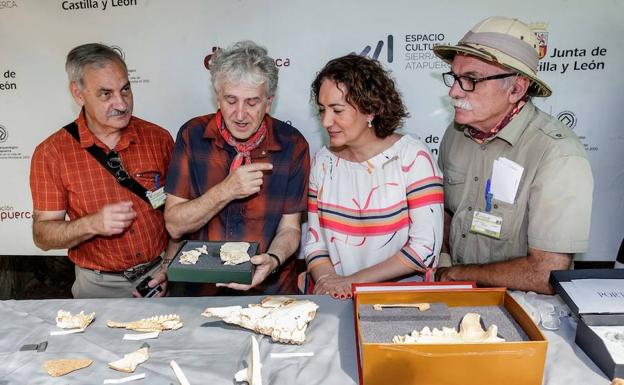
[30, 111, 173, 271]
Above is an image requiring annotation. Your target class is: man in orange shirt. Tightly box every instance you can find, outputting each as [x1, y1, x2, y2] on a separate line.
[30, 43, 175, 298]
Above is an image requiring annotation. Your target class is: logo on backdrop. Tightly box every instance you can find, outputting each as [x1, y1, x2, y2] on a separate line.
[110, 45, 150, 85]
[0, 1, 18, 9]
[556, 110, 577, 129]
[0, 205, 31, 222]
[532, 21, 610, 75]
[203, 45, 291, 71]
[530, 22, 549, 59]
[403, 33, 448, 70]
[352, 35, 394, 63]
[0, 125, 7, 143]
[0, 125, 29, 160]
[61, 0, 137, 11]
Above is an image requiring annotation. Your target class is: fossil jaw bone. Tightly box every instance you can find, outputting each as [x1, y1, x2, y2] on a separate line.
[55, 310, 95, 330]
[392, 312, 505, 344]
[106, 314, 183, 332]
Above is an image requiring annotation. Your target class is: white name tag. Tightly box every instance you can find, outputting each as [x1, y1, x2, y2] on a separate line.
[470, 211, 503, 239]
[123, 331, 160, 340]
[146, 187, 166, 209]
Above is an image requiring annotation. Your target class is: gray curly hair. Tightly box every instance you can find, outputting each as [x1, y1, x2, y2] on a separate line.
[209, 40, 278, 97]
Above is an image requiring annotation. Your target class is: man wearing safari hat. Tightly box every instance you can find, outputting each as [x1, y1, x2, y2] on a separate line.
[433, 16, 593, 294]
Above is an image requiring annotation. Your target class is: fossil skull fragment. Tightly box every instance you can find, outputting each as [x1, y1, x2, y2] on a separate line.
[234, 335, 262, 385]
[55, 310, 95, 330]
[220, 242, 251, 265]
[392, 312, 505, 344]
[108, 347, 149, 373]
[202, 296, 319, 344]
[179, 245, 208, 264]
[107, 314, 183, 332]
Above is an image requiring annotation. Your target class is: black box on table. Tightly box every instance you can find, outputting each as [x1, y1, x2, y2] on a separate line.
[167, 240, 258, 284]
[550, 268, 624, 380]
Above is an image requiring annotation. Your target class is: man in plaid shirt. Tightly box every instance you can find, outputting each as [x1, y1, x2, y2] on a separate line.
[165, 41, 310, 295]
[30, 43, 175, 298]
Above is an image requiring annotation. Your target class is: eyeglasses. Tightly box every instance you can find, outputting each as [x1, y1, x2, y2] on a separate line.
[442, 71, 516, 92]
[106, 151, 130, 182]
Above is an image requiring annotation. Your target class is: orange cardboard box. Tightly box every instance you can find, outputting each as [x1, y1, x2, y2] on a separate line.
[353, 285, 547, 385]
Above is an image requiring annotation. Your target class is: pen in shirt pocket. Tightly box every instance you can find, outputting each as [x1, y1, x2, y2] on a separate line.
[134, 171, 161, 189]
[485, 178, 493, 212]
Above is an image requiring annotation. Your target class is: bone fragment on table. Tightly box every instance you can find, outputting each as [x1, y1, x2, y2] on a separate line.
[55, 309, 95, 330]
[108, 347, 149, 373]
[179, 245, 208, 264]
[373, 303, 430, 311]
[202, 296, 319, 344]
[234, 335, 262, 385]
[392, 312, 505, 344]
[220, 242, 251, 265]
[44, 358, 93, 377]
[106, 314, 183, 332]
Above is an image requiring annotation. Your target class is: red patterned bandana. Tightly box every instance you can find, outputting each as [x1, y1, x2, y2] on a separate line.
[468, 98, 527, 144]
[216, 110, 268, 173]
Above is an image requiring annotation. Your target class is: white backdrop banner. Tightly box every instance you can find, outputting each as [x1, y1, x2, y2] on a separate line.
[0, 0, 622, 260]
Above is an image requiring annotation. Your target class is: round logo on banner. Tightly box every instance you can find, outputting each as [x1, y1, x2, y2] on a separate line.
[557, 111, 577, 129]
[0, 1, 18, 10]
[0, 125, 7, 143]
[111, 45, 125, 60]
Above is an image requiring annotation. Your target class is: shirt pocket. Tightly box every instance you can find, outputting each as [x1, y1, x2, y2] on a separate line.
[444, 167, 466, 212]
[490, 199, 518, 241]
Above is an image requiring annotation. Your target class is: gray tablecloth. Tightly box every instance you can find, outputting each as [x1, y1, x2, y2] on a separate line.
[0, 295, 358, 384]
[529, 293, 612, 385]
[0, 293, 615, 384]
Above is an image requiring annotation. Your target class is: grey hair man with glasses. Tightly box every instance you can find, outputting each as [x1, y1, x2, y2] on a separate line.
[432, 17, 593, 294]
[30, 43, 176, 298]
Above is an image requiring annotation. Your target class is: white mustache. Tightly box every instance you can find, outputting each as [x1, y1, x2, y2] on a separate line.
[450, 98, 473, 111]
[108, 109, 128, 117]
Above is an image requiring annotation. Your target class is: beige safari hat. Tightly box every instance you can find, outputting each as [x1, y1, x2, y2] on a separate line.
[433, 16, 552, 97]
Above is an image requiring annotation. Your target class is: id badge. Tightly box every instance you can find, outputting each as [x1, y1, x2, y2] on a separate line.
[470, 210, 503, 239]
[146, 187, 166, 209]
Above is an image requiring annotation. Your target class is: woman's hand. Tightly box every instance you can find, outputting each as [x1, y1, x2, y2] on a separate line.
[313, 272, 354, 300]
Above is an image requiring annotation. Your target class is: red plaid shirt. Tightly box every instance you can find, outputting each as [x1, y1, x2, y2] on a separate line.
[165, 113, 310, 294]
[30, 111, 173, 271]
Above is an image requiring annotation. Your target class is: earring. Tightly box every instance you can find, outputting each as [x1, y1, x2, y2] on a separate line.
[367, 119, 372, 128]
